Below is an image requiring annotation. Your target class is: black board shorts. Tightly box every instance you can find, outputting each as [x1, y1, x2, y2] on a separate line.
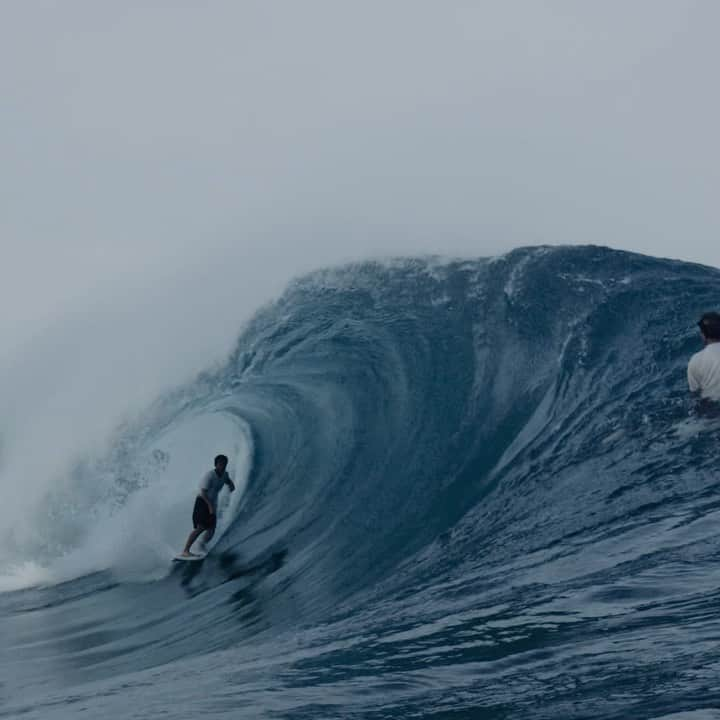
[192, 497, 216, 530]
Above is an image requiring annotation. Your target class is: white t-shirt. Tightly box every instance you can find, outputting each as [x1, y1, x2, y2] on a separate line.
[688, 342, 720, 400]
[198, 470, 232, 510]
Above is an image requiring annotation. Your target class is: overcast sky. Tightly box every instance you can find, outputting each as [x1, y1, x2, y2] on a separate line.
[2, 2, 720, 498]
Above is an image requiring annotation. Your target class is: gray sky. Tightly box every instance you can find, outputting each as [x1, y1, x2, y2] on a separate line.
[1, 2, 719, 506]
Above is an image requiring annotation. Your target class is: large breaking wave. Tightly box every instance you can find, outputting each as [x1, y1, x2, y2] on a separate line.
[3, 245, 720, 719]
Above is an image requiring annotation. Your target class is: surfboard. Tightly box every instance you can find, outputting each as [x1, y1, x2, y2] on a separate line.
[173, 553, 207, 562]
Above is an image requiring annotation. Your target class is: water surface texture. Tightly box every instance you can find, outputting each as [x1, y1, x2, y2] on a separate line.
[2, 246, 720, 719]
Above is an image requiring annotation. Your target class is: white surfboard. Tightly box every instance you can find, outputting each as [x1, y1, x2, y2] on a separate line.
[173, 553, 207, 562]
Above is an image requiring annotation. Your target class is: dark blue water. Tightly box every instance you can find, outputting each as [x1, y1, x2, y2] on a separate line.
[2, 245, 720, 719]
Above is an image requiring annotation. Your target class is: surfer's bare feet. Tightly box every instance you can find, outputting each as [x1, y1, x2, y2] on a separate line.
[181, 550, 199, 557]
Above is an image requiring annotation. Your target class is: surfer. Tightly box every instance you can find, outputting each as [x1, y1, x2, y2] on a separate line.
[181, 454, 236, 557]
[688, 312, 720, 401]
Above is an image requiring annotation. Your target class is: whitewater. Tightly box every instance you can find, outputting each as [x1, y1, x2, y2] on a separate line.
[2, 245, 720, 719]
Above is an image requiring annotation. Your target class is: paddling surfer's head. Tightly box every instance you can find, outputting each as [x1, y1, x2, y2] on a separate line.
[698, 312, 720, 345]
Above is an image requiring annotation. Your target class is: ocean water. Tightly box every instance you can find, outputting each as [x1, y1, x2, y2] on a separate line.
[2, 245, 720, 719]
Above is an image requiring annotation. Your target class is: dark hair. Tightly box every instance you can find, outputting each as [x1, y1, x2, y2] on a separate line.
[214, 454, 229, 467]
[698, 312, 720, 341]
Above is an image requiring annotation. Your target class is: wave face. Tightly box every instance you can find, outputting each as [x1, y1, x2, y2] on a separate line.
[3, 245, 720, 719]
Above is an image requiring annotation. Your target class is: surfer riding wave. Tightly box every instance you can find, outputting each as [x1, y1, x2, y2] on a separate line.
[180, 454, 235, 557]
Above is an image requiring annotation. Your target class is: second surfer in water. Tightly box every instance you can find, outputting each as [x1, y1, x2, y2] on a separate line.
[181, 454, 235, 557]
[688, 312, 720, 401]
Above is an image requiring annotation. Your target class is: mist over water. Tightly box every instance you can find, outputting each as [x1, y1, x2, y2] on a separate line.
[3, 2, 720, 717]
[3, 1, 719, 528]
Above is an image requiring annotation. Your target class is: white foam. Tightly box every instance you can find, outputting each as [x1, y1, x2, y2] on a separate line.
[0, 560, 51, 593]
[0, 409, 252, 591]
